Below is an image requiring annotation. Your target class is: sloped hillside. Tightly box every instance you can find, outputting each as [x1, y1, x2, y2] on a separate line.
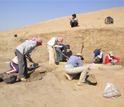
[0, 7, 124, 64]
[0, 7, 124, 107]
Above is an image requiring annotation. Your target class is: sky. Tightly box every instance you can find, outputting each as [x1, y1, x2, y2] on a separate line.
[0, 0, 124, 32]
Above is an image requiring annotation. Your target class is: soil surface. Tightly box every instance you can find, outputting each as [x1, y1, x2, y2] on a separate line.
[0, 7, 124, 107]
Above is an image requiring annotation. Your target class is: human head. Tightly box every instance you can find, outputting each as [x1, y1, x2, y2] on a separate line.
[57, 37, 63, 42]
[76, 53, 84, 60]
[109, 51, 114, 58]
[66, 45, 70, 49]
[72, 14, 76, 19]
[32, 38, 42, 46]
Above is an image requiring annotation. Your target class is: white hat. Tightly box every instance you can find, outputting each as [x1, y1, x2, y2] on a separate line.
[76, 53, 83, 57]
[109, 52, 114, 56]
[76, 53, 84, 60]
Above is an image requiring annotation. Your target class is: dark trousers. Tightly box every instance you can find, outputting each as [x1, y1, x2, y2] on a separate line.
[55, 48, 63, 62]
[16, 49, 27, 78]
[6, 61, 19, 73]
[70, 21, 78, 27]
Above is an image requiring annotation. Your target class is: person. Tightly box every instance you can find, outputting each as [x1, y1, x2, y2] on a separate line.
[15, 38, 42, 81]
[70, 14, 78, 28]
[6, 56, 19, 74]
[47, 37, 63, 65]
[64, 53, 90, 86]
[55, 44, 70, 63]
[105, 52, 120, 65]
[91, 49, 103, 64]
[5, 54, 34, 74]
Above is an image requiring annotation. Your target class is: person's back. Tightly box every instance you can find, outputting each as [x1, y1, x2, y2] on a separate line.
[16, 40, 37, 55]
[47, 37, 58, 47]
[64, 53, 90, 86]
[66, 55, 83, 67]
[93, 49, 103, 63]
[94, 49, 100, 55]
[59, 44, 67, 54]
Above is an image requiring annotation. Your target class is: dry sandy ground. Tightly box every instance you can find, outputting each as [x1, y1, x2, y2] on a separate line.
[0, 59, 124, 107]
[0, 7, 124, 107]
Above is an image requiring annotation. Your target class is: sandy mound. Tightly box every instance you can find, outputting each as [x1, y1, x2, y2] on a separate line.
[0, 7, 124, 107]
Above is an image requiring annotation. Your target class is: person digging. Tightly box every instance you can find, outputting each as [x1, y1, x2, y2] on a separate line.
[15, 38, 42, 82]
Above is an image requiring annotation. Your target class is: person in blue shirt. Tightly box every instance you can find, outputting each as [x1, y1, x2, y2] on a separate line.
[55, 44, 70, 63]
[64, 53, 90, 86]
[91, 49, 103, 64]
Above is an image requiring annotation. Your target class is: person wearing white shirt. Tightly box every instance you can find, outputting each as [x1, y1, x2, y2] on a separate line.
[47, 37, 63, 65]
[70, 14, 78, 28]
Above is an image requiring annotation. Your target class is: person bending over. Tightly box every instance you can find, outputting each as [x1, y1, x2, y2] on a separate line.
[91, 49, 103, 64]
[47, 37, 63, 65]
[55, 44, 70, 63]
[15, 38, 42, 82]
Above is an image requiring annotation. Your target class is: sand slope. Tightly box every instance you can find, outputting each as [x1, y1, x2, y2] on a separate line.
[0, 7, 124, 107]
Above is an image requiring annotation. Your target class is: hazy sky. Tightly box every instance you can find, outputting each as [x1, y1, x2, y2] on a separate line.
[0, 0, 124, 32]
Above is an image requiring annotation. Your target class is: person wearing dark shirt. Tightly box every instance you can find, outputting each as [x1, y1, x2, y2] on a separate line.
[55, 44, 70, 63]
[90, 49, 103, 64]
[70, 14, 78, 28]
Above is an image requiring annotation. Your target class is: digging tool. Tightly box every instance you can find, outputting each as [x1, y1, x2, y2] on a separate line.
[81, 43, 84, 54]
[63, 54, 69, 61]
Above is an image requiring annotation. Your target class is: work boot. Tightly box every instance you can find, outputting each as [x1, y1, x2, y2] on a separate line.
[19, 78, 27, 82]
[55, 62, 59, 65]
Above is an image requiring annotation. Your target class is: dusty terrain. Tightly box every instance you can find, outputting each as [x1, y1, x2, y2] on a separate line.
[0, 7, 124, 107]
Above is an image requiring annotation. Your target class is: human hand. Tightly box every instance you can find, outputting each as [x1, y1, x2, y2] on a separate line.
[112, 62, 115, 65]
[29, 58, 33, 62]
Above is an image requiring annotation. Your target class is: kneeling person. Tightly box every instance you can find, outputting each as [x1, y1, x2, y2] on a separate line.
[92, 49, 103, 64]
[64, 53, 89, 86]
[105, 52, 120, 65]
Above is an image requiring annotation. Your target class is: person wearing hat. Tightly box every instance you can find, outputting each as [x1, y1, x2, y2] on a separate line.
[15, 38, 42, 81]
[105, 52, 120, 65]
[70, 14, 78, 28]
[64, 53, 90, 86]
[47, 37, 63, 65]
[55, 44, 70, 63]
[91, 49, 103, 64]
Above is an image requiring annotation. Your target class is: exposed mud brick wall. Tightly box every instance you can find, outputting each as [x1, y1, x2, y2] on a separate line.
[0, 28, 124, 65]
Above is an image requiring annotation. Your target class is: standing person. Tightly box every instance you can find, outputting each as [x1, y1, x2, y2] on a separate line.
[70, 14, 78, 28]
[15, 38, 42, 81]
[105, 52, 120, 65]
[91, 49, 103, 64]
[47, 37, 63, 65]
[64, 53, 90, 86]
[55, 44, 70, 63]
